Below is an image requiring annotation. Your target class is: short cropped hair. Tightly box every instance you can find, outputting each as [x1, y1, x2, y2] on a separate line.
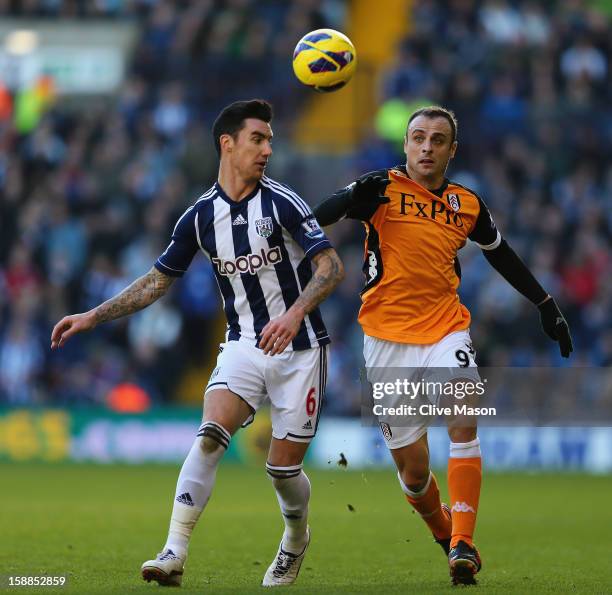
[407, 106, 458, 143]
[212, 99, 273, 156]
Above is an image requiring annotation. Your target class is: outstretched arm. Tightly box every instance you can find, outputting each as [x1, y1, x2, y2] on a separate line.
[482, 239, 547, 304]
[313, 174, 390, 226]
[259, 248, 344, 355]
[50, 266, 175, 349]
[468, 191, 573, 358]
[482, 240, 573, 358]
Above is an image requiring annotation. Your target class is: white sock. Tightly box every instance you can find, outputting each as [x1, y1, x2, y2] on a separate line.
[449, 437, 481, 458]
[266, 462, 310, 555]
[164, 422, 230, 556]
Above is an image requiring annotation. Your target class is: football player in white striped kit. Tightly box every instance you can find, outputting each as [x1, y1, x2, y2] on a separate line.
[50, 100, 344, 587]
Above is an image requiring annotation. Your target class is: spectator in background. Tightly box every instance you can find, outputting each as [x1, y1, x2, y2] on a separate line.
[560, 34, 607, 83]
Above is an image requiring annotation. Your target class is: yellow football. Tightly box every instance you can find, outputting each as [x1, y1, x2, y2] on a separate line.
[292, 28, 357, 92]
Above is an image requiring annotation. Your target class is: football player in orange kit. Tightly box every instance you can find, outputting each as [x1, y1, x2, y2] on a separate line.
[313, 106, 573, 585]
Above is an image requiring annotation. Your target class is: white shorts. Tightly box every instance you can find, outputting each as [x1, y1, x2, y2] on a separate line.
[364, 329, 479, 450]
[205, 341, 328, 443]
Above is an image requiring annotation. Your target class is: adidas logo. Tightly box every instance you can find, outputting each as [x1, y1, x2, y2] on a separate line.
[176, 492, 194, 506]
[233, 214, 247, 225]
[301, 420, 312, 430]
[451, 501, 475, 513]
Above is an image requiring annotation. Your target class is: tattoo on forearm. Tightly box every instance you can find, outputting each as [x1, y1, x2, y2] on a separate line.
[93, 267, 175, 324]
[294, 249, 344, 313]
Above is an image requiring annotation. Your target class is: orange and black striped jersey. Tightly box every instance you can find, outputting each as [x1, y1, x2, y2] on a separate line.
[350, 166, 501, 344]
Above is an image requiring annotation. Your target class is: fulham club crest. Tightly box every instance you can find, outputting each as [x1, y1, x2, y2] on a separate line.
[447, 193, 461, 212]
[380, 422, 393, 441]
[255, 217, 273, 238]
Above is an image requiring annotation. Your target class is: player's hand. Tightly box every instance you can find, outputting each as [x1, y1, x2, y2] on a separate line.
[349, 175, 391, 209]
[538, 296, 573, 358]
[50, 312, 97, 349]
[259, 306, 304, 356]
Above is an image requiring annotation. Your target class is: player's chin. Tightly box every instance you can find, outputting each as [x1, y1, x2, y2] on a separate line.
[417, 161, 437, 173]
[253, 163, 267, 177]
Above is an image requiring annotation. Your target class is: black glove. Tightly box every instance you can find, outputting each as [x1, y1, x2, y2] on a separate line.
[346, 175, 391, 218]
[538, 297, 573, 358]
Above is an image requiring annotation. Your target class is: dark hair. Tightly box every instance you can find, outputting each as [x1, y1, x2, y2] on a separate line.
[212, 99, 273, 156]
[407, 106, 458, 143]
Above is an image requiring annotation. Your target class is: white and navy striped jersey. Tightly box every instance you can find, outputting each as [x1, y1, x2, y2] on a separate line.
[154, 176, 332, 351]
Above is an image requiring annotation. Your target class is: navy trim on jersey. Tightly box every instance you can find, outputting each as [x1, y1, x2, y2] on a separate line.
[262, 176, 311, 216]
[214, 180, 260, 205]
[205, 381, 228, 390]
[264, 179, 332, 260]
[196, 193, 241, 341]
[154, 258, 186, 277]
[155, 205, 199, 277]
[229, 200, 271, 346]
[265, 182, 331, 348]
[314, 345, 327, 433]
[261, 192, 312, 351]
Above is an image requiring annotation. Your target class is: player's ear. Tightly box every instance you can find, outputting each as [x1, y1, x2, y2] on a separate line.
[220, 133, 233, 154]
[449, 140, 458, 159]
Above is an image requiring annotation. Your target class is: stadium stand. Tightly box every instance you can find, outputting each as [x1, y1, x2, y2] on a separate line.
[0, 0, 610, 414]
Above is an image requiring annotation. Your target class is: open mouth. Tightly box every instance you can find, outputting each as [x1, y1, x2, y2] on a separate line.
[419, 159, 434, 165]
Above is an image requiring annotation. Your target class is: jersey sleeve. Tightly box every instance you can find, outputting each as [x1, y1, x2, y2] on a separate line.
[274, 191, 333, 258]
[345, 168, 390, 221]
[468, 193, 502, 250]
[154, 205, 199, 277]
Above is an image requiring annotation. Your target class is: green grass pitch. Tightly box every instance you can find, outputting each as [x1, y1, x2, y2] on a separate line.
[1, 463, 610, 594]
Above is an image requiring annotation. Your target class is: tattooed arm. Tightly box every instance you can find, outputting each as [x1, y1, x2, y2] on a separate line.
[292, 248, 344, 314]
[50, 267, 175, 349]
[259, 248, 344, 355]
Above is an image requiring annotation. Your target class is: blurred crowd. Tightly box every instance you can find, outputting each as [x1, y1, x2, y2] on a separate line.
[0, 0, 610, 413]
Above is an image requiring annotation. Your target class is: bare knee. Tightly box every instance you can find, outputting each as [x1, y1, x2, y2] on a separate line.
[267, 437, 309, 468]
[397, 460, 430, 492]
[391, 436, 430, 491]
[199, 435, 226, 456]
[448, 426, 477, 443]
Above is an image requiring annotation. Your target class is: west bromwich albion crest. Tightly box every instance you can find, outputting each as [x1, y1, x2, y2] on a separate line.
[446, 193, 461, 212]
[255, 217, 273, 238]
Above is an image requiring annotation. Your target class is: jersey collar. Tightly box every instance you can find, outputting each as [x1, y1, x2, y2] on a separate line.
[214, 180, 261, 206]
[393, 164, 449, 198]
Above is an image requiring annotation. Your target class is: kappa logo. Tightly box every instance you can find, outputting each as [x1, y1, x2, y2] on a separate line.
[213, 246, 282, 277]
[255, 216, 273, 238]
[451, 501, 476, 513]
[446, 193, 461, 212]
[233, 213, 248, 226]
